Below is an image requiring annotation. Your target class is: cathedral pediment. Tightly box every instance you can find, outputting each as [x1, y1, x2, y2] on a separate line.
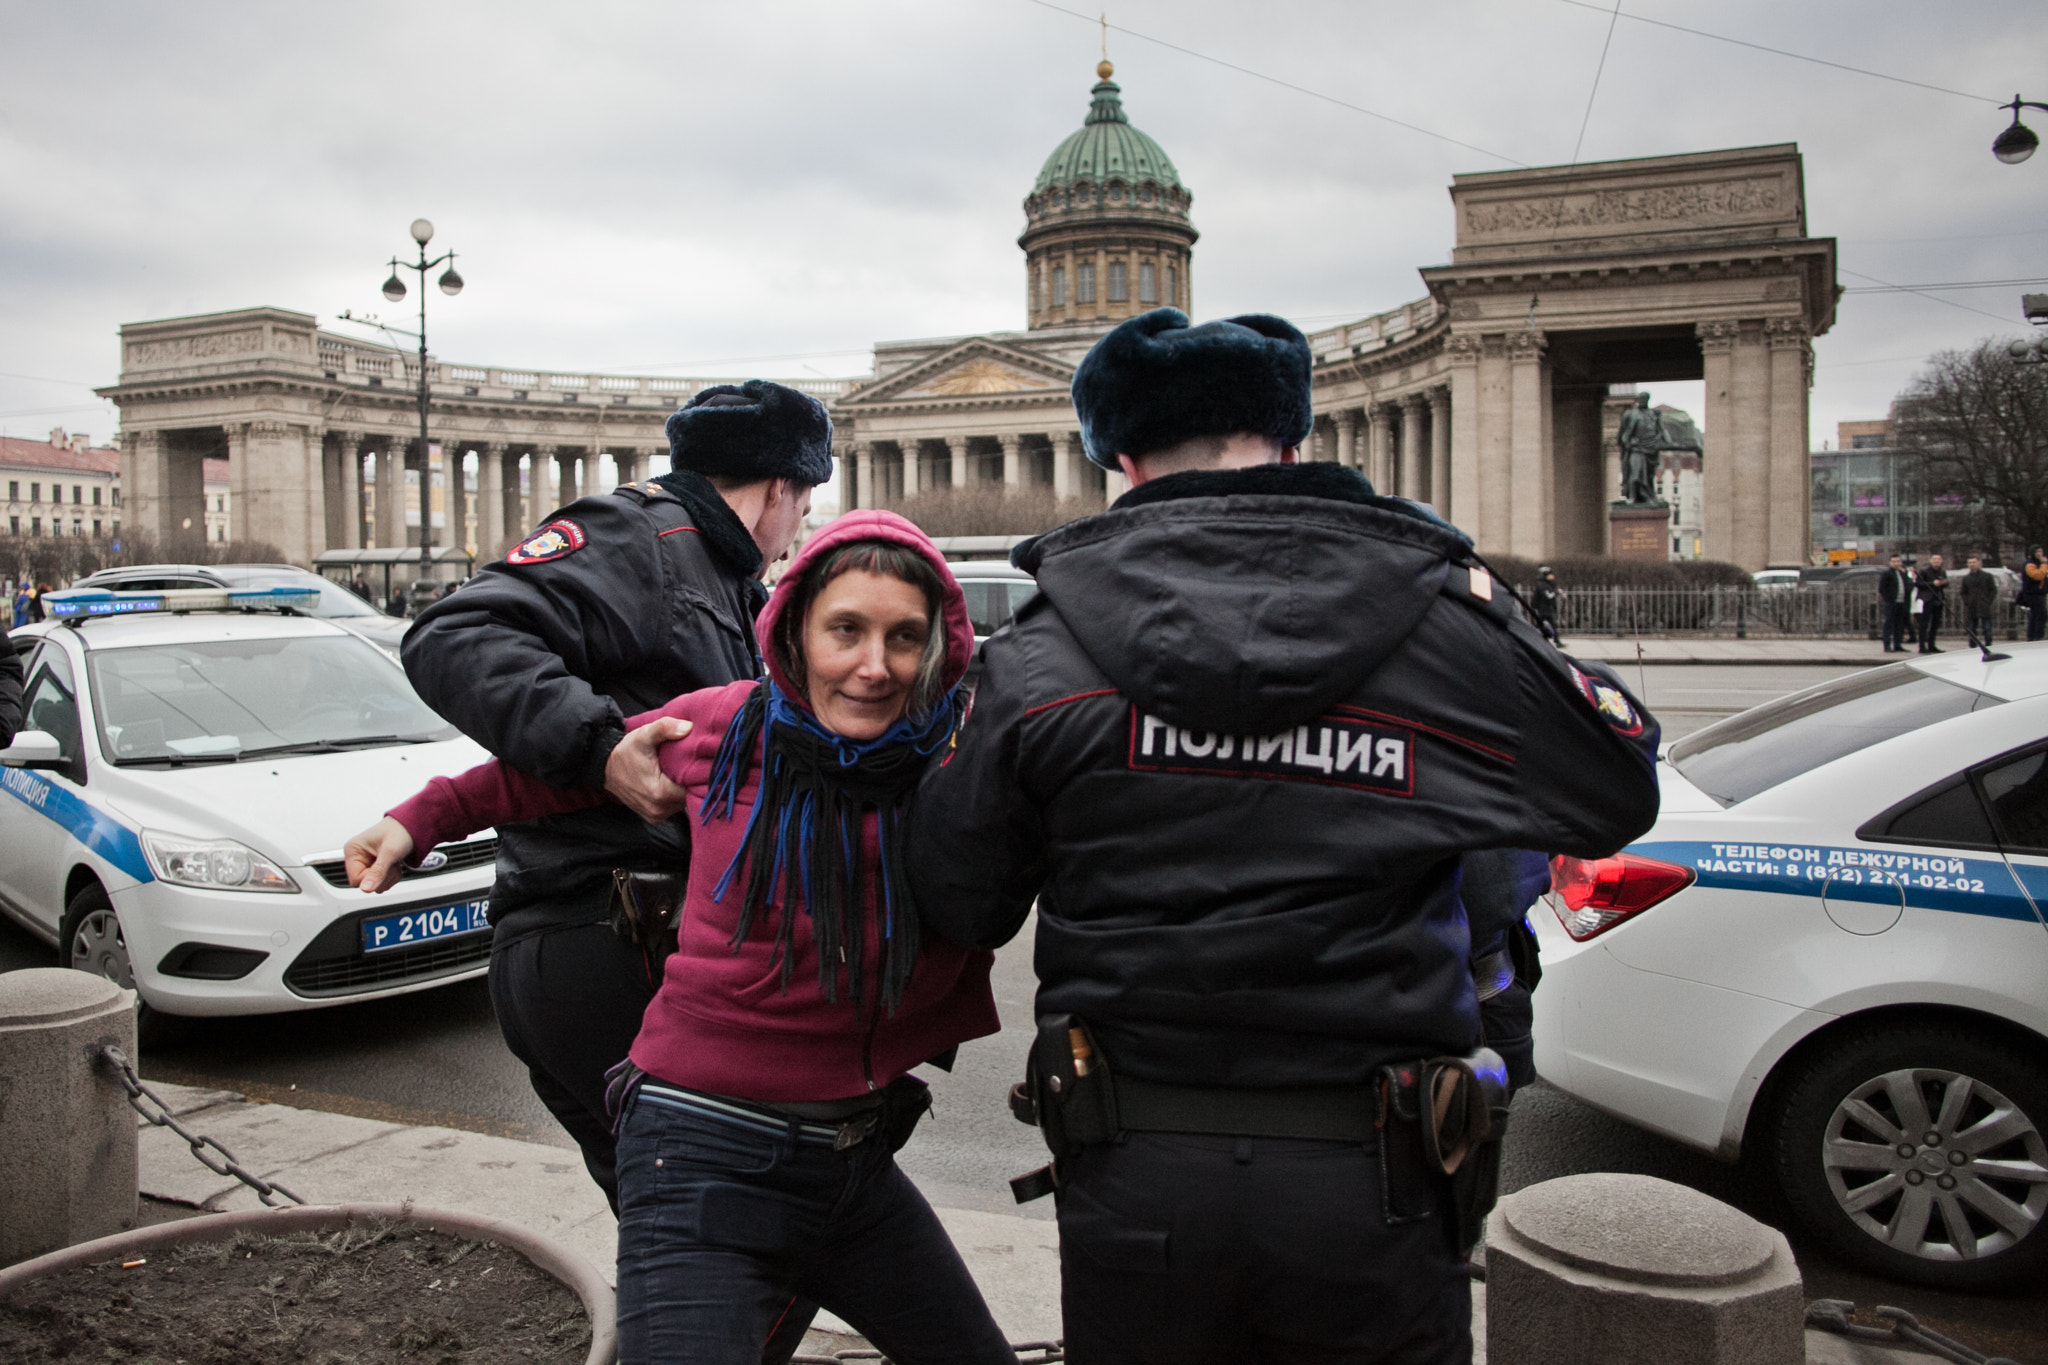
[840, 338, 1072, 409]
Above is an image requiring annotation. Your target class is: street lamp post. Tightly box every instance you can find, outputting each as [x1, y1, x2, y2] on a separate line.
[1992, 96, 2048, 164]
[379, 218, 464, 587]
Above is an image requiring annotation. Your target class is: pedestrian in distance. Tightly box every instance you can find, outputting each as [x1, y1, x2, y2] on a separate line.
[385, 585, 407, 618]
[1877, 553, 1913, 653]
[1960, 554, 1999, 651]
[346, 512, 1017, 1365]
[1530, 564, 1560, 642]
[28, 582, 48, 624]
[9, 580, 31, 629]
[1915, 552, 1950, 653]
[908, 308, 1662, 1365]
[351, 573, 372, 603]
[2020, 546, 2048, 643]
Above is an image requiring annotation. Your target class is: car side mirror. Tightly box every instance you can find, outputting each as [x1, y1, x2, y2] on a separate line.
[0, 730, 65, 769]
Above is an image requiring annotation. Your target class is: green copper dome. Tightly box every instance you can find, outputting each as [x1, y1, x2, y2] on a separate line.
[1033, 73, 1182, 194]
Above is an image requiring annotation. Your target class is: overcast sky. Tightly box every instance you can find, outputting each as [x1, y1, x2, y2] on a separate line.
[5, 0, 2044, 487]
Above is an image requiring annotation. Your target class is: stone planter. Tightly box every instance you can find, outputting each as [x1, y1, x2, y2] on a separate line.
[0, 1201, 616, 1365]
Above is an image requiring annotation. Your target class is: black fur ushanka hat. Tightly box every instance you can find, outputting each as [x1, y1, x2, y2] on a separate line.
[1072, 308, 1314, 470]
[666, 380, 834, 485]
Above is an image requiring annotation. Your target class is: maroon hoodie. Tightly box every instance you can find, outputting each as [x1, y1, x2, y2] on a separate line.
[387, 510, 998, 1102]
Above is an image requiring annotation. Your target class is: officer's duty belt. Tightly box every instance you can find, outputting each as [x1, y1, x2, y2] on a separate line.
[1111, 1075, 1379, 1143]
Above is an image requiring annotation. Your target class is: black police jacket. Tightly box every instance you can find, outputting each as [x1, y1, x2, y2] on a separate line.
[0, 642, 23, 748]
[402, 473, 765, 938]
[908, 463, 1661, 1090]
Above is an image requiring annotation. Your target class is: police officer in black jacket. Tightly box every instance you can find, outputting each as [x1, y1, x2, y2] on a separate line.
[0, 640, 24, 748]
[394, 381, 830, 1215]
[908, 309, 1661, 1364]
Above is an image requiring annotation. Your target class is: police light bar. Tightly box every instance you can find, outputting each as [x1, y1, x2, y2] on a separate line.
[46, 587, 323, 618]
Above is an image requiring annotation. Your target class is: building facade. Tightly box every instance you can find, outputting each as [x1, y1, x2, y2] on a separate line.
[834, 66, 1837, 571]
[2, 430, 121, 541]
[1809, 418, 1972, 564]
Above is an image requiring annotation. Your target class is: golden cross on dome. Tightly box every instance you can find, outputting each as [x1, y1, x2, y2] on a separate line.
[1099, 12, 1113, 80]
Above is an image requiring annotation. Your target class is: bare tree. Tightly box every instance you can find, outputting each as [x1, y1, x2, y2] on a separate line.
[1896, 338, 2048, 557]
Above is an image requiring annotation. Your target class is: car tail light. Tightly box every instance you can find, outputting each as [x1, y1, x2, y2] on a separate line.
[1548, 852, 1694, 940]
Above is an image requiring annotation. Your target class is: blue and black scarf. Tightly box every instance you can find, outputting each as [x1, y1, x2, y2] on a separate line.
[701, 680, 959, 1013]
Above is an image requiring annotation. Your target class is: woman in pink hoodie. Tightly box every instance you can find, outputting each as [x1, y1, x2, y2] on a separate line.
[345, 512, 1013, 1364]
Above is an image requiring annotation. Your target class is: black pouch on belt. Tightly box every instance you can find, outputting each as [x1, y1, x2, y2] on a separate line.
[1375, 1061, 1439, 1225]
[880, 1073, 933, 1154]
[1007, 1014, 1118, 1203]
[608, 869, 685, 985]
[1420, 1047, 1511, 1254]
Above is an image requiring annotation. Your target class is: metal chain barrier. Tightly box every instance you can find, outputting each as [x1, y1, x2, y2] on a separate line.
[94, 1043, 306, 1209]
[792, 1341, 1062, 1363]
[1806, 1300, 2020, 1365]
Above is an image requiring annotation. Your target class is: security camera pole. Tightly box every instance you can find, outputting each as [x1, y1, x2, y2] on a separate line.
[379, 220, 465, 584]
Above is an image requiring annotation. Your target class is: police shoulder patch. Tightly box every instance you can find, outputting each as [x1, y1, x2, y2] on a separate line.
[507, 518, 588, 566]
[1570, 665, 1645, 737]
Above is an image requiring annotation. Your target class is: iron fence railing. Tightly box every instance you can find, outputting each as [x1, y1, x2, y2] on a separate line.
[1528, 585, 2028, 639]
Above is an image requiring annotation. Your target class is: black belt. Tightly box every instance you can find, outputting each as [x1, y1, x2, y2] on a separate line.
[1112, 1075, 1379, 1143]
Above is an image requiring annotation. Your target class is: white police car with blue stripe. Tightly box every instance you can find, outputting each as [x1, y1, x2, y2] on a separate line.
[1533, 644, 2048, 1289]
[2, 587, 495, 1043]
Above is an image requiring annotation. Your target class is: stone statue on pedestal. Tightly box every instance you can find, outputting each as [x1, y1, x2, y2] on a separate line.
[1615, 392, 1702, 508]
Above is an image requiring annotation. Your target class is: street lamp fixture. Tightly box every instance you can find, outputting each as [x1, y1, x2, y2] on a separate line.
[1992, 96, 2047, 164]
[375, 220, 465, 584]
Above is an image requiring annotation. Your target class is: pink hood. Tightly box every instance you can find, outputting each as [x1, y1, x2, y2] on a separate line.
[755, 510, 975, 704]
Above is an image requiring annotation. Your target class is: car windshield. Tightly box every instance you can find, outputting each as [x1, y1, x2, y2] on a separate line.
[1668, 666, 2001, 807]
[960, 580, 1039, 637]
[87, 635, 453, 763]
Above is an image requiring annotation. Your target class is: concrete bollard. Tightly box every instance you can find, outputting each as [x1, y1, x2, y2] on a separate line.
[1485, 1172, 1804, 1365]
[0, 968, 139, 1266]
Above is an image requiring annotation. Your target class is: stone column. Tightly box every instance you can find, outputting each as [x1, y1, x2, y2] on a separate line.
[1053, 432, 1081, 499]
[373, 442, 399, 548]
[322, 433, 347, 552]
[948, 437, 970, 489]
[1447, 338, 1482, 536]
[1334, 409, 1358, 469]
[900, 440, 922, 498]
[1429, 387, 1452, 515]
[1367, 404, 1395, 492]
[227, 423, 254, 545]
[581, 445, 604, 500]
[857, 444, 876, 511]
[1000, 433, 1023, 489]
[1507, 331, 1552, 559]
[122, 429, 170, 544]
[510, 449, 536, 538]
[1698, 323, 1738, 565]
[1401, 394, 1429, 505]
[1767, 320, 1812, 569]
[1729, 322, 1772, 570]
[555, 449, 577, 512]
[0, 970, 138, 1265]
[476, 444, 504, 558]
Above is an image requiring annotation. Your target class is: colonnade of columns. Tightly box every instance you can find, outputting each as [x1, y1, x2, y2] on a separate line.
[840, 431, 1125, 511]
[1315, 389, 1450, 510]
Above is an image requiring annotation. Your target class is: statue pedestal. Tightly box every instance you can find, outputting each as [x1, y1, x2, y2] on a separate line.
[1609, 503, 1670, 563]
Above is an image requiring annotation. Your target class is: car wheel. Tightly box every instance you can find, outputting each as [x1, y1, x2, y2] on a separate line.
[1771, 1022, 2048, 1290]
[59, 884, 186, 1051]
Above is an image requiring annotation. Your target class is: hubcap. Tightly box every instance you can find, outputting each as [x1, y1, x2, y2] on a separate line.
[69, 908, 135, 990]
[1823, 1067, 2048, 1262]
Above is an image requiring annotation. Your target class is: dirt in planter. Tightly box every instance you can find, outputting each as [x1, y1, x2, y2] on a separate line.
[0, 1221, 592, 1364]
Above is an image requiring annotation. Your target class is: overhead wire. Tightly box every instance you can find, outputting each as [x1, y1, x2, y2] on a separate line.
[1551, 0, 2001, 105]
[1838, 269, 2023, 325]
[1019, 0, 1527, 166]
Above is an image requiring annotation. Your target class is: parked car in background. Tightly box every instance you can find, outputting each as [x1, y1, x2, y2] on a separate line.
[1752, 568, 1802, 591]
[1534, 647, 2048, 1290]
[2, 586, 494, 1044]
[946, 560, 1038, 689]
[71, 563, 408, 655]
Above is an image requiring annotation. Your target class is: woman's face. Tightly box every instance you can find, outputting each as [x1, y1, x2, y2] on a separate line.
[801, 568, 931, 741]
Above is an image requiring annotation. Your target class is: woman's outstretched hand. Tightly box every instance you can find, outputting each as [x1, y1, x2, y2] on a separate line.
[344, 816, 416, 893]
[605, 716, 695, 822]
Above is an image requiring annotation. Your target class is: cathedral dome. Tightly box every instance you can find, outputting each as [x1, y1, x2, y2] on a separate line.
[1033, 67, 1183, 194]
[1020, 62, 1196, 331]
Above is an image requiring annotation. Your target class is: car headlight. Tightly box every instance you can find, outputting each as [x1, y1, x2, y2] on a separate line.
[142, 831, 299, 893]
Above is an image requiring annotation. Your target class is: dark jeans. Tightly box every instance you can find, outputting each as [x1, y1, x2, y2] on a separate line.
[2025, 598, 2045, 642]
[1917, 602, 1944, 650]
[1967, 613, 1996, 648]
[1056, 1133, 1471, 1365]
[615, 1085, 1016, 1365]
[1881, 601, 1910, 651]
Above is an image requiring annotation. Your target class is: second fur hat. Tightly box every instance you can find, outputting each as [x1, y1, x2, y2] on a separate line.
[1071, 308, 1313, 470]
[667, 380, 834, 485]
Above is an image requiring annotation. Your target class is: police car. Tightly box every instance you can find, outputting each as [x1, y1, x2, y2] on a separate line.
[1533, 645, 2048, 1289]
[1, 586, 496, 1043]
